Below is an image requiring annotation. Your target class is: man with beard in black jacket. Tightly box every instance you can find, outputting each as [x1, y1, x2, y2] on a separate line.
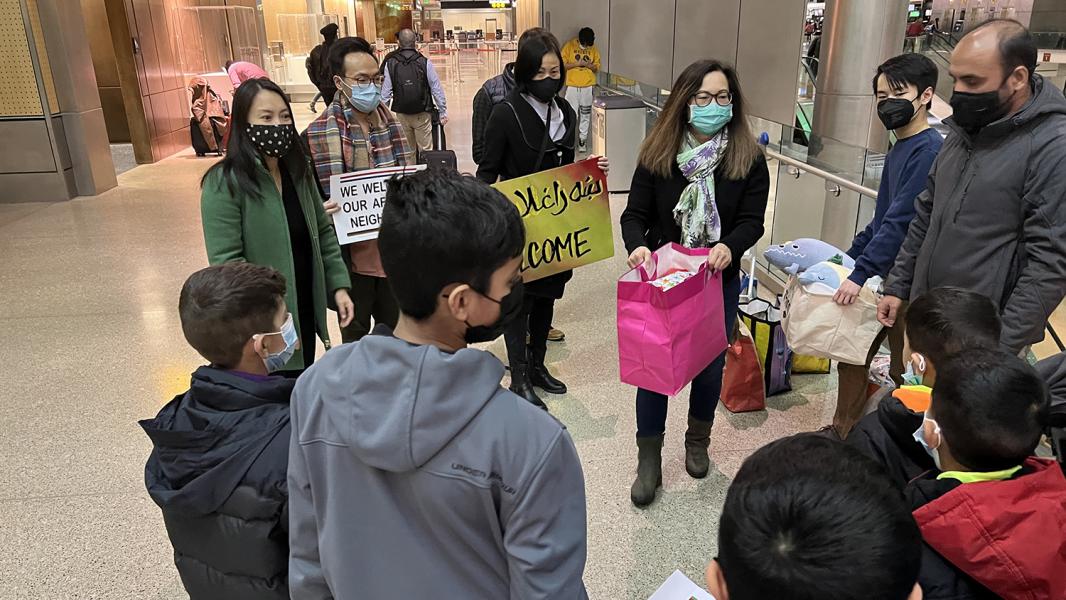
[140, 263, 295, 599]
[878, 20, 1066, 354]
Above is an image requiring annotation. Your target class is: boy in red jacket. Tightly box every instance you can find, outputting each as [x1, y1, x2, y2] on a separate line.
[909, 348, 1065, 600]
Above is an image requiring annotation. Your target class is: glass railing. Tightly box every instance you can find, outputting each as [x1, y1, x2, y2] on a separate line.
[596, 72, 884, 288]
[753, 121, 884, 287]
[911, 32, 957, 99]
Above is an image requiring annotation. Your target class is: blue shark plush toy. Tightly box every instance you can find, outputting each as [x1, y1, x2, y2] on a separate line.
[798, 261, 850, 290]
[763, 238, 855, 275]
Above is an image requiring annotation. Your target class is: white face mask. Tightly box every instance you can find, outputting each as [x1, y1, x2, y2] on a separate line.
[254, 313, 298, 372]
[902, 353, 927, 386]
[912, 415, 943, 469]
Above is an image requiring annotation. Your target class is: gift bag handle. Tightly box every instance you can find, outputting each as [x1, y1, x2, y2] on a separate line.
[636, 252, 659, 282]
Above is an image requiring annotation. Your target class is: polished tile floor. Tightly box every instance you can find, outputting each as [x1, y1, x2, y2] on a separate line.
[2, 54, 1063, 600]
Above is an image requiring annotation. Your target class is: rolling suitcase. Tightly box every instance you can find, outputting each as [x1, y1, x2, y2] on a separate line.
[190, 117, 225, 157]
[420, 115, 457, 171]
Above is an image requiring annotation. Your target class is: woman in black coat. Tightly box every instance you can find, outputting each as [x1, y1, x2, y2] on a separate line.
[621, 59, 770, 508]
[477, 32, 608, 411]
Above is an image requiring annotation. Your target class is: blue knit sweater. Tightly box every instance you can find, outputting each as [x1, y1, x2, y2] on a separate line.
[848, 127, 943, 285]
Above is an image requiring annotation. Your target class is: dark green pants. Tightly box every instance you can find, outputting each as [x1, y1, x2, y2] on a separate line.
[341, 273, 399, 343]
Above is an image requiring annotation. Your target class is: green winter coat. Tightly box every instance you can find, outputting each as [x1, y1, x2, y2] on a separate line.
[200, 157, 351, 371]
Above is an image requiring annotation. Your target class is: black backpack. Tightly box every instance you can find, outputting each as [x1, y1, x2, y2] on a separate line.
[387, 50, 431, 114]
[307, 44, 332, 89]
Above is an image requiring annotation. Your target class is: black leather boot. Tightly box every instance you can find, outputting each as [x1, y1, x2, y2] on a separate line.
[529, 346, 567, 395]
[684, 416, 713, 478]
[631, 434, 664, 507]
[510, 364, 548, 410]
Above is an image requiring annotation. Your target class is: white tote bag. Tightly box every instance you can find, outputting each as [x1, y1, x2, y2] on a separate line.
[781, 277, 883, 365]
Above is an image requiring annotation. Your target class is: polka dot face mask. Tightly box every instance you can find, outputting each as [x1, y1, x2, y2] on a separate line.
[246, 123, 296, 158]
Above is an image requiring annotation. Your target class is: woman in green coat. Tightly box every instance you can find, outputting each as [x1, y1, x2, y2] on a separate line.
[201, 78, 353, 373]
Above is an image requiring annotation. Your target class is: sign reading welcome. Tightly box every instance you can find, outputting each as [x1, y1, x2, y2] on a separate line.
[492, 158, 614, 282]
[330, 165, 427, 245]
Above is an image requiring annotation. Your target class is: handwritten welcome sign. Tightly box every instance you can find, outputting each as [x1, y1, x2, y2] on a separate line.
[329, 164, 427, 245]
[492, 158, 614, 282]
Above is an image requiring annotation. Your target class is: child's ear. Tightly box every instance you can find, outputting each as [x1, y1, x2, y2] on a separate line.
[248, 335, 266, 359]
[443, 284, 467, 319]
[923, 361, 938, 387]
[705, 559, 729, 600]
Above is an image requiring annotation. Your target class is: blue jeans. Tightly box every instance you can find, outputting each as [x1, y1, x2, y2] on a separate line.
[636, 276, 742, 437]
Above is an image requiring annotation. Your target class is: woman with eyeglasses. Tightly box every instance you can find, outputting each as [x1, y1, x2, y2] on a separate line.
[620, 60, 770, 508]
[306, 36, 416, 343]
[200, 77, 355, 375]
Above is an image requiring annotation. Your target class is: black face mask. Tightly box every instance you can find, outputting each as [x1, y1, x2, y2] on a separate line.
[526, 77, 561, 103]
[464, 280, 525, 344]
[247, 123, 296, 158]
[877, 97, 918, 131]
[950, 79, 1013, 133]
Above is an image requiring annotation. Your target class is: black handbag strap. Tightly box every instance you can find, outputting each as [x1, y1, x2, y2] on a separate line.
[533, 102, 553, 172]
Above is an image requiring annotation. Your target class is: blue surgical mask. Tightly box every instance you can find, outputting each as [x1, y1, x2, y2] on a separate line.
[689, 103, 733, 136]
[902, 353, 927, 386]
[912, 416, 943, 470]
[342, 80, 381, 114]
[258, 313, 298, 372]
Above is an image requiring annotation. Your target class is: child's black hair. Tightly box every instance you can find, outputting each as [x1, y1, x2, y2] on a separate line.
[905, 286, 1001, 365]
[933, 349, 1049, 471]
[378, 169, 525, 320]
[179, 263, 287, 368]
[718, 435, 922, 600]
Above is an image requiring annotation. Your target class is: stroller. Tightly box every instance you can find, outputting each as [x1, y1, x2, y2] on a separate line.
[188, 76, 228, 156]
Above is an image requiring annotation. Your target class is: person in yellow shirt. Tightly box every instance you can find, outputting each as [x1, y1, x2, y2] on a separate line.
[562, 27, 600, 153]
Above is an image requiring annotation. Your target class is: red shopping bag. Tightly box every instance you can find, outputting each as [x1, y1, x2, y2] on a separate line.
[721, 321, 767, 412]
[617, 243, 728, 396]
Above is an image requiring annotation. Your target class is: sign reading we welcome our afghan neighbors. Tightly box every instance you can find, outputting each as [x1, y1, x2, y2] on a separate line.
[492, 158, 614, 282]
[329, 165, 427, 245]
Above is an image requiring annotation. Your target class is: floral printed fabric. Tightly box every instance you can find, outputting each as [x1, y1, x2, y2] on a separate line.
[673, 131, 728, 248]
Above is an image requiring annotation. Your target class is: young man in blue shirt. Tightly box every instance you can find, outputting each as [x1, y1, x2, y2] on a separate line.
[831, 53, 944, 439]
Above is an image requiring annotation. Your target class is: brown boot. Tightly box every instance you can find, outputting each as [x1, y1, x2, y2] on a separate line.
[684, 416, 713, 478]
[630, 434, 664, 507]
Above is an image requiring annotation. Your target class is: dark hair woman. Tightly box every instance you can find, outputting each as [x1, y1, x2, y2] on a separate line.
[476, 32, 609, 412]
[621, 59, 769, 508]
[200, 77, 354, 374]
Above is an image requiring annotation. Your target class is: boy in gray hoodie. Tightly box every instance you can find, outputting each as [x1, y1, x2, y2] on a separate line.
[287, 169, 588, 599]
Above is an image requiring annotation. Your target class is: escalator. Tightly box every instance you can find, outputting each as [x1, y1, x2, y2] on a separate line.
[919, 33, 958, 100]
[792, 32, 958, 148]
[793, 58, 818, 145]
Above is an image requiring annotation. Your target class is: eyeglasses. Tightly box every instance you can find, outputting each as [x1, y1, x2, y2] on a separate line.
[344, 75, 385, 89]
[691, 91, 733, 107]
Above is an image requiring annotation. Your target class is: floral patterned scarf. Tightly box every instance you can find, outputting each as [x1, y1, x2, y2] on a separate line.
[674, 130, 728, 248]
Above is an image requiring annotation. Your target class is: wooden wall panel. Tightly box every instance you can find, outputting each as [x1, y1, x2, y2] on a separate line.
[82, 0, 131, 141]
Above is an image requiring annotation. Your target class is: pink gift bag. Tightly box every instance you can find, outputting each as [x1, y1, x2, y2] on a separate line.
[618, 243, 728, 396]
